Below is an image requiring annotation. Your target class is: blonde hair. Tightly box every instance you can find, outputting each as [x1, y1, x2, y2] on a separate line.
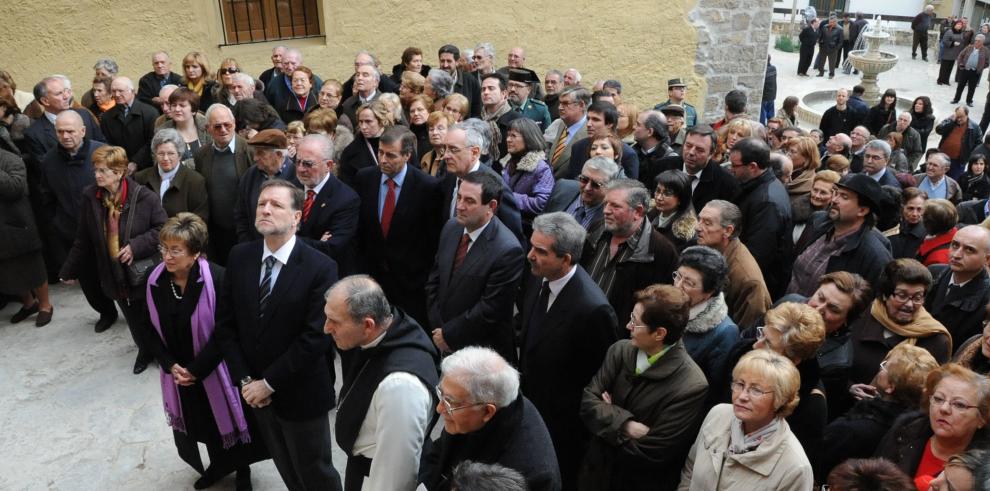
[358, 100, 395, 128]
[764, 302, 826, 361]
[733, 349, 801, 417]
[826, 155, 850, 174]
[814, 169, 842, 185]
[923, 363, 990, 422]
[785, 136, 822, 171]
[92, 145, 129, 174]
[286, 120, 305, 137]
[883, 344, 939, 407]
[182, 51, 213, 82]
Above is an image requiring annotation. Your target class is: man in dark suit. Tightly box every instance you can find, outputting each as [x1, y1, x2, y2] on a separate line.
[136, 51, 183, 111]
[194, 104, 253, 265]
[440, 123, 525, 245]
[100, 76, 158, 170]
[354, 126, 443, 328]
[519, 212, 618, 489]
[258, 45, 286, 88]
[293, 133, 359, 274]
[264, 48, 323, 113]
[925, 225, 990, 348]
[339, 51, 400, 101]
[233, 129, 298, 243]
[666, 125, 740, 215]
[565, 101, 640, 180]
[547, 156, 620, 248]
[339, 62, 381, 129]
[632, 110, 680, 190]
[437, 45, 482, 119]
[426, 170, 525, 364]
[862, 139, 902, 189]
[23, 75, 104, 166]
[215, 179, 342, 491]
[958, 198, 989, 225]
[547, 86, 590, 178]
[544, 179, 580, 214]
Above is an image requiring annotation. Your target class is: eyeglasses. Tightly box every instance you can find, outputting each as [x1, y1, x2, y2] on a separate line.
[577, 174, 605, 189]
[155, 151, 179, 159]
[756, 326, 776, 350]
[435, 385, 487, 414]
[443, 145, 469, 155]
[890, 290, 925, 304]
[93, 167, 116, 175]
[626, 317, 648, 330]
[157, 245, 187, 258]
[295, 159, 321, 169]
[558, 100, 580, 108]
[864, 153, 886, 162]
[930, 394, 980, 412]
[655, 187, 676, 198]
[211, 122, 234, 131]
[730, 381, 773, 398]
[879, 360, 889, 372]
[219, 68, 239, 74]
[672, 271, 700, 289]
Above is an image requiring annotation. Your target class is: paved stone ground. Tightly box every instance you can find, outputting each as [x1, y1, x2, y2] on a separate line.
[0, 282, 347, 490]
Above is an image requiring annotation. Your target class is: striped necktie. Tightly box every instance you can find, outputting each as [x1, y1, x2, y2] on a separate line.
[551, 127, 568, 164]
[259, 256, 276, 316]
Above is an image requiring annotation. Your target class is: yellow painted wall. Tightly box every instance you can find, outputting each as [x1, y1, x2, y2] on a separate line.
[5, 0, 704, 111]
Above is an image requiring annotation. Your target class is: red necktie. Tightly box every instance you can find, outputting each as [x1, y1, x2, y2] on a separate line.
[453, 233, 471, 270]
[303, 190, 315, 222]
[381, 178, 396, 237]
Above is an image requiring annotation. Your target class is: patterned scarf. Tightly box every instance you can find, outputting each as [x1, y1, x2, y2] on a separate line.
[100, 179, 127, 260]
[729, 416, 780, 454]
[481, 102, 512, 162]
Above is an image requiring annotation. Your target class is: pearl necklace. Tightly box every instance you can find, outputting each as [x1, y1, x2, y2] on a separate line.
[169, 280, 184, 300]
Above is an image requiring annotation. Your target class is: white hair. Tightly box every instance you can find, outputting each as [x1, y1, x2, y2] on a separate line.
[440, 346, 519, 408]
[205, 103, 233, 122]
[234, 72, 255, 87]
[475, 42, 496, 61]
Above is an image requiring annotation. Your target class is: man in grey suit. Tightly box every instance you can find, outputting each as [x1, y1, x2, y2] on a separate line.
[544, 157, 620, 248]
[426, 170, 525, 364]
[546, 86, 591, 178]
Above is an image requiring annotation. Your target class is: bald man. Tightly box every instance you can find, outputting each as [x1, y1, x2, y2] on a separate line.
[925, 225, 990, 347]
[100, 76, 159, 170]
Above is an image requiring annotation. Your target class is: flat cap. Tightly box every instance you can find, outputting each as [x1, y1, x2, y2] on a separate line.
[660, 104, 685, 116]
[247, 128, 287, 149]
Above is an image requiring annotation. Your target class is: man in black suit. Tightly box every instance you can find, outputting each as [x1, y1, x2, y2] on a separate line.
[565, 101, 640, 180]
[339, 61, 381, 129]
[632, 110, 680, 190]
[438, 45, 482, 119]
[958, 198, 989, 225]
[258, 45, 286, 88]
[519, 212, 618, 489]
[264, 48, 323, 113]
[136, 51, 183, 111]
[339, 51, 399, 101]
[354, 126, 442, 327]
[215, 179, 342, 491]
[925, 225, 990, 348]
[294, 133, 359, 274]
[674, 125, 740, 212]
[440, 123, 525, 245]
[23, 75, 104, 166]
[426, 171, 525, 364]
[862, 140, 902, 189]
[233, 129, 298, 243]
[100, 76, 158, 170]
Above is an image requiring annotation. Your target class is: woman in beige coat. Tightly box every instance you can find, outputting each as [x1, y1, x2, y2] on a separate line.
[679, 349, 813, 491]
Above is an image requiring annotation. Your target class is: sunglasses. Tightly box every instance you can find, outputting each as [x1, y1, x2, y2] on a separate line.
[219, 68, 240, 75]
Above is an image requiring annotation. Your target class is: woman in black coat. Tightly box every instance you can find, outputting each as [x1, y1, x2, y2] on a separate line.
[960, 154, 990, 201]
[865, 89, 898, 136]
[59, 145, 167, 374]
[144, 213, 267, 490]
[910, 96, 936, 145]
[798, 19, 820, 76]
[338, 100, 394, 187]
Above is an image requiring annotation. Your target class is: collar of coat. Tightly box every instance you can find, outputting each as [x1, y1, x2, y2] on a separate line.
[685, 293, 729, 334]
[499, 150, 545, 173]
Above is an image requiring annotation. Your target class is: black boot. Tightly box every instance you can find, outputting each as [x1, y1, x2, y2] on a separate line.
[235, 466, 252, 491]
[194, 467, 223, 490]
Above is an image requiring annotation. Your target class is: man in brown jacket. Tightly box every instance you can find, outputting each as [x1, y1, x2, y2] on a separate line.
[694, 199, 771, 331]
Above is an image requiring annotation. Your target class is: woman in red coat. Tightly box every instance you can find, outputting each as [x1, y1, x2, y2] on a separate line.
[917, 199, 958, 266]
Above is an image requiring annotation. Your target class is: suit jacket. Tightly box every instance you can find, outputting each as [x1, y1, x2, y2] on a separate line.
[872, 168, 902, 189]
[354, 164, 442, 325]
[137, 71, 183, 109]
[453, 70, 483, 119]
[545, 179, 581, 213]
[657, 157, 740, 212]
[519, 267, 618, 485]
[958, 198, 989, 225]
[232, 161, 299, 243]
[265, 72, 323, 115]
[440, 165, 526, 246]
[133, 164, 210, 221]
[214, 239, 339, 421]
[926, 265, 990, 350]
[296, 173, 360, 274]
[99, 99, 159, 169]
[23, 108, 104, 165]
[547, 120, 588, 179]
[566, 138, 640, 180]
[426, 217, 525, 364]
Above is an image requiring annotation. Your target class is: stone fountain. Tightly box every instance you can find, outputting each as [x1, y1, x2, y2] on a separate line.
[847, 24, 899, 104]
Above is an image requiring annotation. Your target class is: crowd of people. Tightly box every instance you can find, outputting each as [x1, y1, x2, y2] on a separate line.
[4, 13, 990, 490]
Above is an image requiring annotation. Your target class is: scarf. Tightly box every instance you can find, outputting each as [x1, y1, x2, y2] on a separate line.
[870, 298, 953, 353]
[100, 179, 128, 260]
[187, 79, 205, 96]
[145, 257, 251, 449]
[685, 293, 729, 334]
[729, 416, 780, 454]
[787, 167, 815, 198]
[481, 102, 512, 162]
[499, 150, 546, 174]
[97, 99, 116, 113]
[967, 172, 985, 189]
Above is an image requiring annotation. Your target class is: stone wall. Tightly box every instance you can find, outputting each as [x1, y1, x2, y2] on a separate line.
[691, 0, 775, 121]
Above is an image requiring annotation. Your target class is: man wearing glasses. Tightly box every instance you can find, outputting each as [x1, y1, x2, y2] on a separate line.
[544, 157, 619, 248]
[323, 275, 438, 491]
[419, 347, 561, 491]
[546, 86, 590, 178]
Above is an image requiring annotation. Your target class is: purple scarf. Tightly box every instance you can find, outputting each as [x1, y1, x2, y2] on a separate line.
[146, 257, 250, 449]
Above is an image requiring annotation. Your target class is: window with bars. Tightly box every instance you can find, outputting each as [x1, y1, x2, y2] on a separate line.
[219, 0, 322, 45]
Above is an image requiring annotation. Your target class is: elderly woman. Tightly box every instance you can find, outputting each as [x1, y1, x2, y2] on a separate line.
[580, 284, 709, 491]
[783, 136, 821, 224]
[159, 88, 210, 160]
[59, 146, 167, 374]
[442, 93, 470, 123]
[408, 94, 433, 165]
[338, 100, 394, 186]
[649, 170, 697, 251]
[1, 148, 53, 326]
[825, 154, 851, 176]
[679, 349, 813, 490]
[302, 108, 353, 163]
[928, 448, 990, 491]
[80, 58, 119, 109]
[425, 69, 454, 109]
[134, 129, 209, 221]
[822, 344, 939, 476]
[422, 111, 455, 177]
[918, 199, 959, 266]
[875, 363, 990, 490]
[956, 319, 990, 374]
[143, 213, 266, 489]
[89, 76, 115, 118]
[315, 79, 348, 130]
[849, 258, 952, 388]
[793, 169, 840, 241]
[379, 92, 407, 127]
[501, 118, 553, 231]
[890, 187, 928, 259]
[673, 246, 738, 381]
[960, 154, 990, 200]
[278, 66, 317, 124]
[399, 71, 426, 109]
[181, 52, 217, 110]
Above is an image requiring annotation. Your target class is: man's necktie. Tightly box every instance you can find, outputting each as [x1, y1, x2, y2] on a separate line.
[302, 190, 315, 222]
[381, 178, 396, 237]
[259, 256, 276, 316]
[453, 234, 471, 271]
[573, 205, 587, 226]
[122, 105, 129, 118]
[551, 128, 568, 164]
[526, 280, 551, 349]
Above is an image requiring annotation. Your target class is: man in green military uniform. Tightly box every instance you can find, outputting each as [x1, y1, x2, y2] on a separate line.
[507, 68, 552, 131]
[654, 78, 698, 128]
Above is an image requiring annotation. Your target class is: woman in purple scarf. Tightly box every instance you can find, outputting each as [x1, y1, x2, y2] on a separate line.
[144, 213, 267, 490]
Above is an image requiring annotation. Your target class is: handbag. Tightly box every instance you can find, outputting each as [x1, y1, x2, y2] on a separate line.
[122, 186, 161, 287]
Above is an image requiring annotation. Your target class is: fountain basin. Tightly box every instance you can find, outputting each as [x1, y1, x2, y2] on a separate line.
[847, 50, 898, 75]
[796, 90, 914, 129]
